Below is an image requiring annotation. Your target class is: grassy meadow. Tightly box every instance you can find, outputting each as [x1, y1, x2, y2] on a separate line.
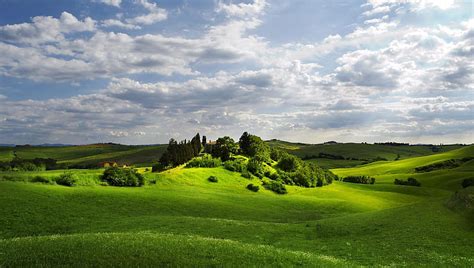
[0, 143, 473, 266]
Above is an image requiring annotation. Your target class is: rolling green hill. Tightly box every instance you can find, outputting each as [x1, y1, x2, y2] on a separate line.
[267, 140, 466, 169]
[332, 145, 474, 191]
[0, 144, 167, 167]
[0, 144, 473, 266]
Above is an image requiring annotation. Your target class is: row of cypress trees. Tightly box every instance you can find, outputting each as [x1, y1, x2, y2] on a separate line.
[158, 133, 205, 168]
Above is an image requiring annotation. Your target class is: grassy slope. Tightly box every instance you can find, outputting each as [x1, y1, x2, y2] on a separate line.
[0, 144, 167, 166]
[267, 140, 465, 169]
[0, 146, 473, 266]
[1, 150, 474, 266]
[332, 145, 474, 191]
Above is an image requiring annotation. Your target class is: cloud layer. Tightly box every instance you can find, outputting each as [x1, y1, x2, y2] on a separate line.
[0, 0, 472, 144]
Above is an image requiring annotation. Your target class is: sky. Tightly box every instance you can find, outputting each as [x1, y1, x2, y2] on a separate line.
[0, 0, 472, 145]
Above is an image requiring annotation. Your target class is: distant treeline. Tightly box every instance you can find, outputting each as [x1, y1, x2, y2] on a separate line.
[415, 157, 474, 173]
[302, 153, 387, 163]
[0, 157, 60, 171]
[374, 142, 409, 146]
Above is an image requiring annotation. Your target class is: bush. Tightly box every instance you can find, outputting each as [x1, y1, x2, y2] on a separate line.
[394, 177, 421, 187]
[101, 167, 145, 187]
[208, 176, 218, 183]
[186, 155, 222, 168]
[31, 176, 50, 183]
[461, 178, 474, 188]
[268, 172, 280, 181]
[241, 170, 252, 179]
[55, 173, 77, 186]
[223, 159, 246, 172]
[152, 163, 166, 172]
[247, 158, 264, 178]
[342, 176, 375, 184]
[263, 180, 287, 194]
[277, 154, 301, 172]
[316, 177, 323, 187]
[246, 183, 259, 192]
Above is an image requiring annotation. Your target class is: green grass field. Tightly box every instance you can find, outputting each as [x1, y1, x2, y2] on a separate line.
[268, 140, 465, 168]
[0, 145, 473, 266]
[0, 144, 167, 166]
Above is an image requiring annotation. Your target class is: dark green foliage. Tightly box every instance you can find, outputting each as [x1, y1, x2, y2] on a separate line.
[461, 178, 474, 188]
[246, 183, 259, 192]
[223, 159, 246, 172]
[202, 136, 207, 148]
[263, 180, 287, 194]
[101, 167, 145, 187]
[186, 155, 222, 168]
[208, 176, 218, 183]
[152, 162, 166, 172]
[241, 170, 251, 179]
[316, 177, 323, 187]
[415, 158, 473, 172]
[211, 136, 239, 161]
[343, 176, 375, 184]
[239, 132, 271, 162]
[0, 161, 12, 171]
[3, 157, 59, 171]
[274, 151, 336, 188]
[277, 154, 301, 172]
[31, 176, 50, 183]
[247, 158, 264, 178]
[55, 173, 77, 186]
[159, 133, 203, 168]
[270, 147, 284, 161]
[394, 177, 421, 187]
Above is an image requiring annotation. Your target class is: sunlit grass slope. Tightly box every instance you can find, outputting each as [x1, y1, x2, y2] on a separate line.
[332, 145, 474, 191]
[1, 155, 473, 266]
[268, 140, 466, 168]
[0, 144, 167, 166]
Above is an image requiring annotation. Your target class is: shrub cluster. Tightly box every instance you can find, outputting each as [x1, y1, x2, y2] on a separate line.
[152, 163, 165, 172]
[263, 180, 287, 194]
[186, 155, 222, 168]
[101, 167, 145, 187]
[462, 178, 474, 188]
[223, 159, 246, 172]
[414, 158, 474, 173]
[342, 176, 375, 184]
[0, 158, 59, 171]
[247, 158, 265, 178]
[31, 176, 50, 183]
[246, 183, 259, 192]
[241, 170, 252, 179]
[394, 177, 421, 187]
[208, 176, 218, 183]
[55, 173, 77, 186]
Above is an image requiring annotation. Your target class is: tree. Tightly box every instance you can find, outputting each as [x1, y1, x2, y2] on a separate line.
[238, 132, 270, 162]
[191, 133, 201, 156]
[239, 132, 251, 155]
[211, 136, 238, 161]
[202, 135, 207, 147]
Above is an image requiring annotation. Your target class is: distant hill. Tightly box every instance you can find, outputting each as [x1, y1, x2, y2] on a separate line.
[267, 139, 466, 169]
[332, 145, 474, 191]
[0, 143, 167, 166]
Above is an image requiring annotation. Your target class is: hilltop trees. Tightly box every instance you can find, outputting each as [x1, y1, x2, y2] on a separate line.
[239, 132, 270, 162]
[153, 131, 337, 190]
[211, 136, 238, 161]
[157, 133, 202, 168]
